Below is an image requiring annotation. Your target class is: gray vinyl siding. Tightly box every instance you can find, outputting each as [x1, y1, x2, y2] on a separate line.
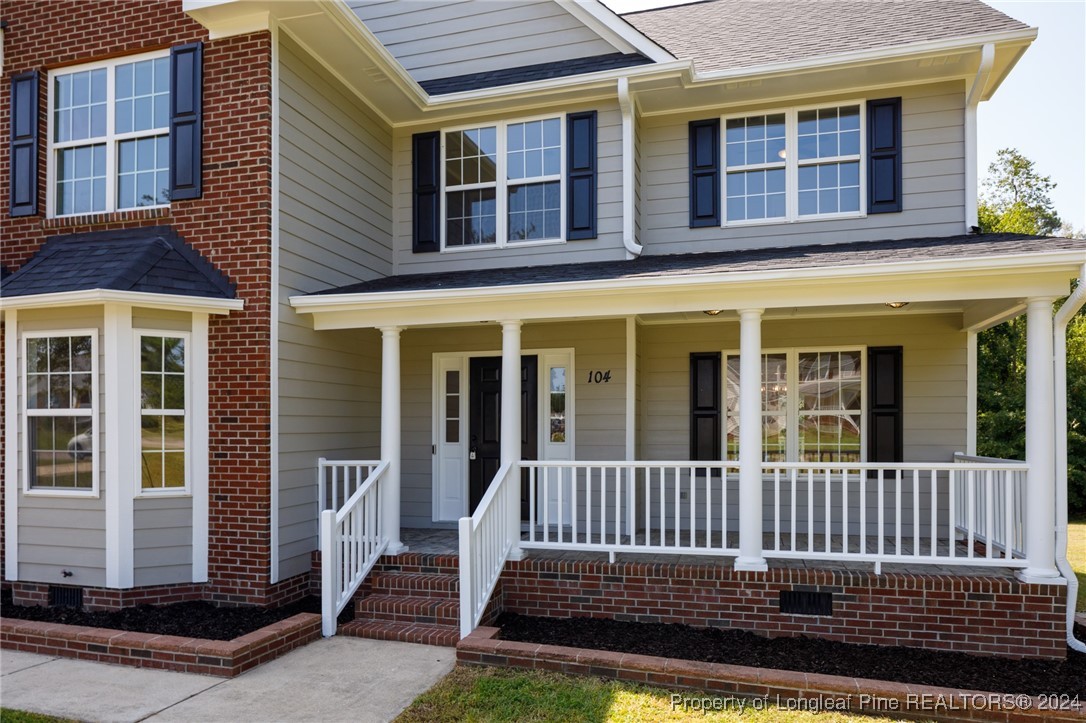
[16, 308, 106, 587]
[392, 102, 627, 274]
[639, 81, 966, 254]
[400, 320, 627, 528]
[133, 497, 192, 586]
[348, 0, 618, 83]
[276, 35, 392, 579]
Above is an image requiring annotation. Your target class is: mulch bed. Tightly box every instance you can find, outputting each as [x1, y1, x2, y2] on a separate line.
[497, 612, 1086, 697]
[0, 589, 347, 641]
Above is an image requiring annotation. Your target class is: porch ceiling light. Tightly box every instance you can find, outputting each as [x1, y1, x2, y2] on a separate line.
[703, 309, 723, 316]
[884, 302, 910, 309]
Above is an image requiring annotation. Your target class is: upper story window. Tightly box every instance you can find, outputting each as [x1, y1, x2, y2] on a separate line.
[49, 52, 171, 217]
[723, 102, 865, 225]
[442, 116, 564, 250]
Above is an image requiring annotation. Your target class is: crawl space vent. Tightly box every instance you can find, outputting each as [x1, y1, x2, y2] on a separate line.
[779, 590, 833, 616]
[49, 585, 83, 608]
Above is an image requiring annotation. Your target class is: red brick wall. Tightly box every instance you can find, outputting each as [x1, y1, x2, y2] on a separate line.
[501, 559, 1069, 660]
[0, 1, 282, 604]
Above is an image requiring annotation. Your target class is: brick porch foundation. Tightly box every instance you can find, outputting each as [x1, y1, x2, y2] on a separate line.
[500, 558, 1068, 660]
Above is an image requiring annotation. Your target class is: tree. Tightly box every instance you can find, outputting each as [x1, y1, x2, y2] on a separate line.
[976, 150, 1085, 513]
[977, 148, 1062, 235]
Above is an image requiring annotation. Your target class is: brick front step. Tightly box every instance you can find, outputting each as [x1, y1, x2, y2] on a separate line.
[371, 553, 460, 576]
[339, 619, 460, 647]
[357, 594, 460, 626]
[371, 572, 459, 598]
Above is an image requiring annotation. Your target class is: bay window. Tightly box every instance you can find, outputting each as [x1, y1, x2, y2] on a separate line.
[725, 348, 865, 463]
[139, 334, 189, 492]
[25, 333, 97, 493]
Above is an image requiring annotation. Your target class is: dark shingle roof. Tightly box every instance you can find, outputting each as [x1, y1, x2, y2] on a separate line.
[420, 53, 654, 95]
[622, 0, 1029, 73]
[313, 234, 1086, 296]
[1, 226, 235, 300]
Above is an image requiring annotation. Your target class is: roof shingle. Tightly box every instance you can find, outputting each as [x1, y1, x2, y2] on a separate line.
[421, 53, 654, 95]
[621, 0, 1029, 73]
[1, 226, 235, 300]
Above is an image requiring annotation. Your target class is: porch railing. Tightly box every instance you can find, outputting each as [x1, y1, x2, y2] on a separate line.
[762, 461, 1028, 568]
[953, 454, 1028, 559]
[519, 461, 741, 556]
[318, 458, 381, 512]
[320, 459, 389, 637]
[515, 460, 1029, 568]
[459, 461, 517, 637]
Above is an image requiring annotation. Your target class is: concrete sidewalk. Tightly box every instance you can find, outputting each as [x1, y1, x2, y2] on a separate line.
[1, 637, 456, 723]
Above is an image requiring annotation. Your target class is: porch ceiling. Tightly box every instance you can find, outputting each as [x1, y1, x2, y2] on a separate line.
[291, 234, 1086, 331]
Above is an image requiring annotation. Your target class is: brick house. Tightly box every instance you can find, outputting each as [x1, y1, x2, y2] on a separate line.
[2, 0, 1083, 660]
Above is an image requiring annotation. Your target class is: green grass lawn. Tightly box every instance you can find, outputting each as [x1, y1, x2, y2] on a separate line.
[0, 710, 73, 723]
[395, 666, 899, 723]
[1069, 519, 1086, 612]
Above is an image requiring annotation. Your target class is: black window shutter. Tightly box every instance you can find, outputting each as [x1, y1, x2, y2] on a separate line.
[170, 42, 203, 201]
[688, 119, 720, 227]
[690, 352, 722, 461]
[10, 70, 40, 218]
[868, 346, 903, 463]
[412, 131, 440, 253]
[867, 97, 902, 214]
[566, 110, 597, 240]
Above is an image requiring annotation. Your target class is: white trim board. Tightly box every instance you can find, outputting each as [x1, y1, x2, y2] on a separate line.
[4, 310, 20, 580]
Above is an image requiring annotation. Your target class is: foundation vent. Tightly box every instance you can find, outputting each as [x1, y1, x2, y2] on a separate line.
[779, 590, 833, 616]
[49, 585, 83, 608]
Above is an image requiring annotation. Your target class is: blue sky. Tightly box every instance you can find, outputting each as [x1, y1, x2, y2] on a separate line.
[605, 0, 1086, 232]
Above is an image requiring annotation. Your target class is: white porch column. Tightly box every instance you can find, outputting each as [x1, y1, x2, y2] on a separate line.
[501, 321, 523, 560]
[735, 309, 767, 571]
[381, 326, 407, 555]
[1021, 298, 1060, 581]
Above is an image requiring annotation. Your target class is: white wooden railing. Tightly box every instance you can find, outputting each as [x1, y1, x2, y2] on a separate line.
[953, 454, 1028, 559]
[519, 461, 741, 556]
[761, 461, 1029, 568]
[458, 462, 517, 637]
[318, 458, 381, 513]
[320, 460, 389, 637]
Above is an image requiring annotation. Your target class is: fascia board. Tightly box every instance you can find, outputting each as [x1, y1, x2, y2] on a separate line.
[0, 290, 244, 314]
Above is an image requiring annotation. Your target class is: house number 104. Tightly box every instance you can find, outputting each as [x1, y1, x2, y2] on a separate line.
[586, 370, 612, 383]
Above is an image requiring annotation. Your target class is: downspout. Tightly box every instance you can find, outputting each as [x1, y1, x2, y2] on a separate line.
[618, 77, 642, 259]
[964, 43, 994, 233]
[1054, 264, 1086, 653]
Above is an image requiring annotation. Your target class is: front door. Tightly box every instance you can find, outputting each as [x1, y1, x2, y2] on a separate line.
[468, 355, 537, 515]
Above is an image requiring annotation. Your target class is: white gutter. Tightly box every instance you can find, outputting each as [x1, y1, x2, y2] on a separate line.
[0, 289, 244, 314]
[964, 43, 995, 233]
[617, 77, 642, 259]
[1053, 264, 1086, 653]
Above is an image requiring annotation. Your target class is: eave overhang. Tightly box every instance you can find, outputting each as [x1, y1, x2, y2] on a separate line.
[0, 289, 244, 315]
[289, 251, 1086, 330]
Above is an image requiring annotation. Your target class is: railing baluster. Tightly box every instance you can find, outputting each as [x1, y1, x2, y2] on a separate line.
[331, 464, 339, 512]
[790, 468, 798, 552]
[824, 467, 831, 554]
[645, 468, 651, 548]
[673, 466, 680, 549]
[913, 469, 920, 557]
[930, 470, 937, 559]
[529, 466, 536, 543]
[842, 469, 849, 555]
[985, 469, 994, 559]
[543, 467, 551, 543]
[773, 467, 780, 552]
[877, 469, 885, 560]
[705, 466, 712, 549]
[557, 464, 564, 544]
[1004, 470, 1014, 560]
[722, 465, 729, 550]
[689, 466, 696, 548]
[967, 470, 975, 559]
[586, 466, 593, 544]
[807, 468, 814, 553]
[860, 471, 867, 556]
[894, 469, 902, 557]
[571, 466, 578, 546]
[600, 468, 608, 546]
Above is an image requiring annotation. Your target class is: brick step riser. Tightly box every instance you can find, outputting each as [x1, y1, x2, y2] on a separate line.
[338, 620, 460, 648]
[370, 575, 459, 598]
[356, 605, 460, 627]
[371, 554, 461, 576]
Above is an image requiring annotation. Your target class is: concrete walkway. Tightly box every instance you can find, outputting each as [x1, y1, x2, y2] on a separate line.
[1, 637, 456, 723]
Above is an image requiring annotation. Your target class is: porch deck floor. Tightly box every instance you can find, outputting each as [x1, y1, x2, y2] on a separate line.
[397, 528, 1017, 577]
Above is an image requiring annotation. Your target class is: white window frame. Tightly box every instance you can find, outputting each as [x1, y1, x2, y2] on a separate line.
[46, 49, 171, 219]
[135, 330, 192, 497]
[439, 114, 566, 253]
[722, 346, 867, 463]
[22, 329, 100, 497]
[722, 100, 867, 227]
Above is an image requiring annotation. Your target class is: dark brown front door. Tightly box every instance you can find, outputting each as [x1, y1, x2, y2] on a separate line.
[468, 355, 537, 515]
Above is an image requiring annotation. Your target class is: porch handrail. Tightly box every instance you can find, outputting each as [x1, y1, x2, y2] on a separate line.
[762, 461, 1029, 568]
[318, 458, 382, 512]
[320, 459, 390, 637]
[459, 461, 515, 638]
